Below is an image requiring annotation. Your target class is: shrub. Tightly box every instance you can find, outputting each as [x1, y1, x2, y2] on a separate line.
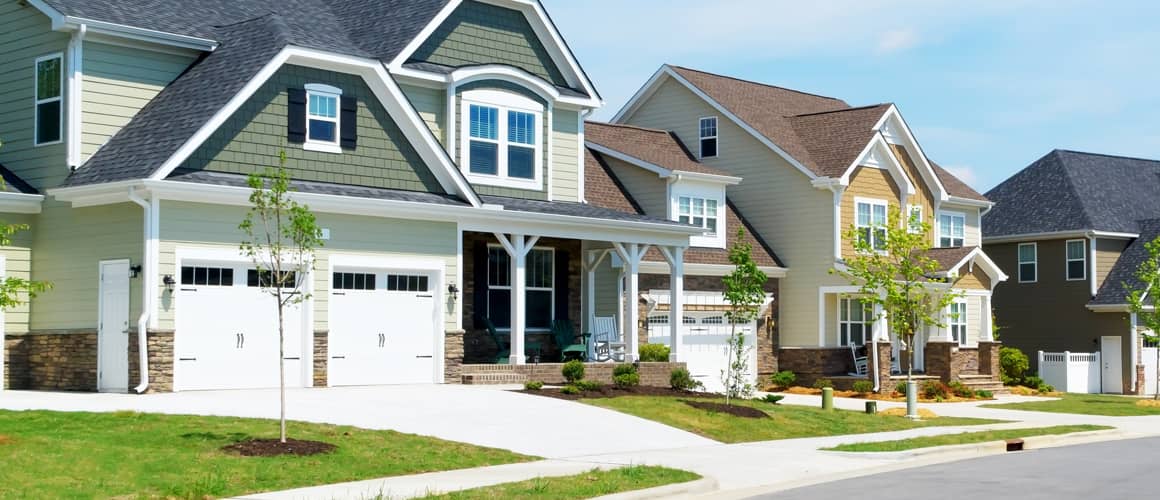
[574, 379, 602, 391]
[763, 394, 785, 404]
[948, 380, 975, 398]
[851, 380, 874, 394]
[613, 373, 640, 388]
[1000, 347, 1029, 385]
[1022, 375, 1046, 390]
[812, 378, 834, 389]
[895, 381, 909, 395]
[613, 363, 638, 377]
[639, 344, 671, 362]
[524, 380, 544, 391]
[921, 380, 950, 400]
[562, 360, 585, 383]
[670, 368, 702, 391]
[560, 385, 580, 395]
[769, 370, 796, 390]
[976, 390, 994, 399]
[1038, 383, 1055, 393]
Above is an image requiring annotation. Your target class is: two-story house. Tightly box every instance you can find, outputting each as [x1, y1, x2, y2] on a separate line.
[607, 65, 1008, 391]
[0, 0, 707, 393]
[984, 149, 1160, 394]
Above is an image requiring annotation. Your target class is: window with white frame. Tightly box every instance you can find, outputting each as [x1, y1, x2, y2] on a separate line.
[461, 90, 543, 189]
[907, 205, 924, 234]
[486, 246, 553, 330]
[1066, 239, 1086, 281]
[1018, 242, 1037, 283]
[839, 297, 873, 347]
[34, 54, 63, 145]
[948, 300, 968, 346]
[305, 84, 341, 151]
[856, 199, 888, 251]
[678, 196, 720, 234]
[699, 117, 718, 158]
[938, 212, 965, 247]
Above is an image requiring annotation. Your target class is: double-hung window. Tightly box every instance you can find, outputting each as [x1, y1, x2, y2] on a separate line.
[839, 298, 873, 347]
[34, 54, 63, 145]
[699, 117, 718, 158]
[486, 246, 554, 330]
[907, 205, 924, 234]
[939, 212, 965, 247]
[462, 90, 543, 189]
[677, 196, 719, 234]
[1066, 239, 1086, 281]
[948, 300, 968, 346]
[855, 199, 888, 251]
[305, 83, 341, 152]
[1018, 242, 1037, 283]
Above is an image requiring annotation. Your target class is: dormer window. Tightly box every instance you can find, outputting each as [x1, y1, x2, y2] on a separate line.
[460, 89, 543, 190]
[699, 117, 718, 159]
[678, 196, 719, 234]
[304, 84, 341, 153]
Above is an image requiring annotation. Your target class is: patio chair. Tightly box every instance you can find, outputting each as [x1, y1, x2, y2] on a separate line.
[591, 316, 626, 362]
[551, 319, 589, 361]
[484, 318, 542, 364]
[849, 344, 868, 376]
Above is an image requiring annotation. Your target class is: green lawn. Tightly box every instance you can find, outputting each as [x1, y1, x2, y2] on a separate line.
[421, 466, 700, 499]
[824, 424, 1112, 452]
[0, 410, 533, 499]
[981, 393, 1160, 416]
[584, 396, 1002, 443]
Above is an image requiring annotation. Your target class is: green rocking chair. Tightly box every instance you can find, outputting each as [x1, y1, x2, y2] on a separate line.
[551, 319, 590, 362]
[484, 318, 542, 364]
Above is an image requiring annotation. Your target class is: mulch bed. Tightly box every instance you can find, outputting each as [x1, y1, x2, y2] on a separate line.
[222, 438, 336, 457]
[682, 400, 769, 419]
[517, 385, 718, 401]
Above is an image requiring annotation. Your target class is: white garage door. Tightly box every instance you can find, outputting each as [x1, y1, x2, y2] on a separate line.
[328, 269, 438, 386]
[175, 263, 306, 391]
[648, 311, 757, 394]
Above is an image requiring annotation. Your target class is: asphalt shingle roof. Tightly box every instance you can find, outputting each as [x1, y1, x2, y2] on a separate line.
[1091, 219, 1160, 306]
[786, 104, 892, 178]
[926, 246, 977, 273]
[983, 150, 1160, 238]
[584, 150, 644, 216]
[585, 122, 726, 176]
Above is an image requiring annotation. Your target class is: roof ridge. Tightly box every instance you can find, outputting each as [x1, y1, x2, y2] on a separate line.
[791, 102, 892, 118]
[585, 121, 669, 134]
[1054, 148, 1160, 164]
[1052, 151, 1095, 230]
[669, 64, 846, 103]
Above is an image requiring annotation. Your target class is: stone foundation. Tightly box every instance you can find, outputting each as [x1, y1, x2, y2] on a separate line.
[778, 347, 853, 388]
[460, 361, 686, 387]
[978, 341, 1001, 377]
[8, 331, 99, 391]
[867, 341, 893, 388]
[128, 330, 175, 393]
[4, 336, 29, 389]
[1137, 364, 1147, 396]
[313, 330, 328, 387]
[444, 329, 464, 383]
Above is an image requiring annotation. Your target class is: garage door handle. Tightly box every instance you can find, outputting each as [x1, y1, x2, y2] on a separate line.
[331, 356, 346, 359]
[417, 294, 433, 298]
[378, 333, 385, 348]
[416, 355, 433, 359]
[181, 288, 198, 292]
[284, 357, 300, 360]
[333, 291, 345, 296]
[179, 357, 197, 361]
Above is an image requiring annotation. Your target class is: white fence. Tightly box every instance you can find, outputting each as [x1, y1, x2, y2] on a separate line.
[1039, 351, 1101, 394]
[1144, 347, 1158, 396]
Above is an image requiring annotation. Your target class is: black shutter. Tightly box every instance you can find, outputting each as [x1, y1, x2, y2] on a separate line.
[472, 240, 489, 329]
[287, 88, 306, 143]
[340, 96, 357, 149]
[554, 250, 570, 322]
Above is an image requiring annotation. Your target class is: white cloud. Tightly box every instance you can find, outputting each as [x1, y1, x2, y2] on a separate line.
[876, 29, 921, 54]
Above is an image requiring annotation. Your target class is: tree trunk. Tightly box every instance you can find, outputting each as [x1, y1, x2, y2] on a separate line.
[277, 288, 287, 443]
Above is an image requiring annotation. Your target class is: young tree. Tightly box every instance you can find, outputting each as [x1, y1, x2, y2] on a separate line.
[239, 153, 323, 442]
[0, 140, 51, 360]
[1125, 236, 1160, 400]
[721, 228, 767, 405]
[831, 207, 958, 415]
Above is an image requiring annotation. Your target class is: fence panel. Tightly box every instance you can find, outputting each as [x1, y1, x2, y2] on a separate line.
[1144, 347, 1158, 396]
[1039, 351, 1100, 393]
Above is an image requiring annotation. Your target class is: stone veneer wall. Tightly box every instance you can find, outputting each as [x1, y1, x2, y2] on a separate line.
[313, 330, 328, 387]
[778, 347, 852, 387]
[4, 336, 29, 389]
[5, 331, 98, 391]
[128, 330, 174, 393]
[977, 341, 1000, 377]
[444, 329, 464, 383]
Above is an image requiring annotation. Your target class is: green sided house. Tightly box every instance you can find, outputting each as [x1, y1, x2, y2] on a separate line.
[0, 0, 709, 393]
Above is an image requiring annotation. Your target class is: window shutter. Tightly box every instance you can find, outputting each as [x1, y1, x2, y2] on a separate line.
[554, 250, 570, 322]
[472, 240, 489, 329]
[287, 88, 307, 143]
[340, 96, 357, 149]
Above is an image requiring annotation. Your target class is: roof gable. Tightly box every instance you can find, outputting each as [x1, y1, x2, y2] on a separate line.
[585, 122, 731, 178]
[789, 104, 892, 178]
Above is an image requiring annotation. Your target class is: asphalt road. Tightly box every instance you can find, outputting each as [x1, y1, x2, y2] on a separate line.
[752, 437, 1160, 500]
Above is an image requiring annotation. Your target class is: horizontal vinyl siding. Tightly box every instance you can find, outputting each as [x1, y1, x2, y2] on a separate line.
[1, 213, 34, 334]
[81, 42, 195, 163]
[400, 83, 445, 145]
[940, 201, 983, 248]
[551, 108, 580, 202]
[622, 77, 835, 346]
[0, 2, 70, 191]
[157, 201, 459, 332]
[890, 145, 935, 237]
[842, 166, 901, 259]
[1095, 238, 1130, 290]
[603, 156, 666, 216]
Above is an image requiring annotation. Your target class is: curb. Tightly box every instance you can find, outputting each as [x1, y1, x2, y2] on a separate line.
[821, 429, 1126, 460]
[590, 477, 718, 500]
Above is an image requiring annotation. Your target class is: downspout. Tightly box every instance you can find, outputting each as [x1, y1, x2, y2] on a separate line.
[127, 188, 155, 393]
[871, 303, 883, 392]
[66, 24, 86, 169]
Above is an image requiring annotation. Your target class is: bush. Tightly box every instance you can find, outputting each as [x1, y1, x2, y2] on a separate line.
[524, 380, 544, 391]
[1038, 383, 1055, 393]
[670, 368, 702, 391]
[895, 381, 909, 395]
[811, 378, 834, 389]
[639, 344, 671, 362]
[851, 380, 874, 394]
[1000, 347, 1029, 385]
[574, 379, 602, 391]
[948, 380, 975, 398]
[763, 394, 785, 404]
[562, 360, 585, 383]
[613, 363, 638, 377]
[976, 390, 994, 399]
[921, 380, 950, 400]
[769, 370, 796, 390]
[1022, 375, 1047, 391]
[560, 385, 580, 395]
[613, 373, 640, 388]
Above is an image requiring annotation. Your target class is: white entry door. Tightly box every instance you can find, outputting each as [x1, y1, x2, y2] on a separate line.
[98, 260, 131, 392]
[1101, 336, 1123, 394]
[329, 269, 438, 386]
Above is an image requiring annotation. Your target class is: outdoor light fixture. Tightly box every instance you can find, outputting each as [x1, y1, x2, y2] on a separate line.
[163, 274, 176, 292]
[129, 265, 142, 278]
[448, 283, 460, 299]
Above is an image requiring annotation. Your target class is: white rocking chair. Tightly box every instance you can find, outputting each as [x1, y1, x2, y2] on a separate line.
[849, 344, 868, 376]
[591, 316, 626, 362]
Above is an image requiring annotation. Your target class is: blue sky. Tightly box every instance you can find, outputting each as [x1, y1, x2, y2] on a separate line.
[543, 0, 1160, 193]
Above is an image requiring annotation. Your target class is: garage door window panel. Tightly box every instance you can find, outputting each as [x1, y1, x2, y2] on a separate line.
[333, 272, 376, 291]
[181, 266, 235, 287]
[248, 269, 298, 288]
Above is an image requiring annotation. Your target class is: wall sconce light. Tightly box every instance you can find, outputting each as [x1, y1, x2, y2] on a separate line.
[163, 274, 176, 292]
[448, 283, 460, 300]
[129, 265, 142, 278]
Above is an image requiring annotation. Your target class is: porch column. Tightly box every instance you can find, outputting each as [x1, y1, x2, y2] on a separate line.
[980, 294, 993, 342]
[660, 246, 686, 362]
[584, 249, 610, 360]
[495, 233, 539, 364]
[613, 242, 649, 362]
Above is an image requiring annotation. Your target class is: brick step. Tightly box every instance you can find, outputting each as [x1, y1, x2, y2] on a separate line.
[959, 379, 1008, 394]
[461, 372, 528, 385]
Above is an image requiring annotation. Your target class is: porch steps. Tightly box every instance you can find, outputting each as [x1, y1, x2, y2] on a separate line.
[958, 374, 1008, 394]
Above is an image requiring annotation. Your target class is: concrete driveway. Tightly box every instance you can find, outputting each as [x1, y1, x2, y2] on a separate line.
[0, 385, 716, 458]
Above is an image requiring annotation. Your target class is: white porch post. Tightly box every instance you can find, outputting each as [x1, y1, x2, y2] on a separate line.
[613, 242, 649, 362]
[584, 249, 610, 360]
[981, 294, 994, 342]
[496, 233, 539, 364]
[660, 246, 686, 362]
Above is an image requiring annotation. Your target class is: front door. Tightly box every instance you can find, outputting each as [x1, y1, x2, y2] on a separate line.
[1101, 336, 1123, 394]
[98, 260, 131, 392]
